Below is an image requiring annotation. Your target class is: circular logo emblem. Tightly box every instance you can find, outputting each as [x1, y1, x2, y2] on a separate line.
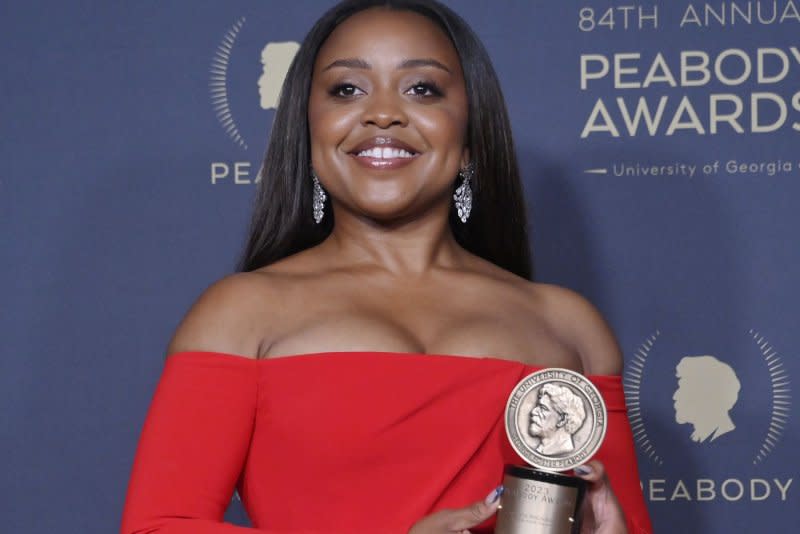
[505, 368, 607, 471]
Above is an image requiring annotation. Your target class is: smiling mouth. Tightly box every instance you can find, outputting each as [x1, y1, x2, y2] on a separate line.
[348, 137, 420, 170]
[355, 147, 416, 159]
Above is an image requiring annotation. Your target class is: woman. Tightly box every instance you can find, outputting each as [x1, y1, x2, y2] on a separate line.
[121, 1, 652, 532]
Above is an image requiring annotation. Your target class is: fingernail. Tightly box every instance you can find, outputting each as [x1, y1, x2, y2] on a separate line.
[574, 465, 593, 476]
[485, 485, 505, 505]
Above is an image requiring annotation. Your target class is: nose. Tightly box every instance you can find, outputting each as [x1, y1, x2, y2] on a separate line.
[360, 90, 408, 129]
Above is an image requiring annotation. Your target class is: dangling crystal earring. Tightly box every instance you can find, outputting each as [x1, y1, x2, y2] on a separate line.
[453, 162, 474, 223]
[312, 171, 327, 224]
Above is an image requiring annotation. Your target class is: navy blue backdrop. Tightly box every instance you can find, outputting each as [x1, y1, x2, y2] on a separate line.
[2, 1, 797, 532]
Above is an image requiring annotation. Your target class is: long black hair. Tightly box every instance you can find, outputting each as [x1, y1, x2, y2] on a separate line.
[238, 0, 533, 279]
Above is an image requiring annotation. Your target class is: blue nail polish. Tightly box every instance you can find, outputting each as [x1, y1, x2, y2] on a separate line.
[485, 485, 505, 504]
[575, 465, 593, 476]
[483, 484, 505, 505]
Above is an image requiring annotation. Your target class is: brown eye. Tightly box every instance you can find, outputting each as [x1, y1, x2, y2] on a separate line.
[406, 81, 443, 97]
[329, 83, 365, 98]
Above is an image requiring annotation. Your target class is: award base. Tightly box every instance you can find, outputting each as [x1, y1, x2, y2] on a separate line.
[495, 464, 586, 534]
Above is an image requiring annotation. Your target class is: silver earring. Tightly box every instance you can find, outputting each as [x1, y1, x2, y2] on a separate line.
[454, 163, 474, 223]
[312, 171, 327, 224]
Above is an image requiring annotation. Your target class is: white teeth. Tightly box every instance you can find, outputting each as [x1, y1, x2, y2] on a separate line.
[356, 147, 415, 159]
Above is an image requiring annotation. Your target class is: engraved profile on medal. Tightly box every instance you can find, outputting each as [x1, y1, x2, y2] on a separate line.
[528, 383, 587, 456]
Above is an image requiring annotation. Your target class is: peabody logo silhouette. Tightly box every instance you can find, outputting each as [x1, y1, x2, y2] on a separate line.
[625, 329, 791, 465]
[624, 329, 793, 503]
[208, 17, 300, 184]
[258, 41, 301, 110]
[673, 355, 741, 443]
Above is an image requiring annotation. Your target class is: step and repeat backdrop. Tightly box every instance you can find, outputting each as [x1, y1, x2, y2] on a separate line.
[2, 1, 798, 532]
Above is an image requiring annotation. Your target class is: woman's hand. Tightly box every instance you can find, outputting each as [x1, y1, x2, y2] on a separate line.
[408, 486, 504, 534]
[408, 460, 627, 534]
[575, 460, 628, 534]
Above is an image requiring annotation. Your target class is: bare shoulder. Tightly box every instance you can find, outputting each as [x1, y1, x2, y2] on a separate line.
[527, 283, 623, 375]
[166, 271, 279, 359]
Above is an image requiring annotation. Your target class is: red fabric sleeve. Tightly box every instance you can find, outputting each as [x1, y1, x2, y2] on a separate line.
[120, 353, 410, 534]
[120, 353, 266, 533]
[590, 375, 653, 534]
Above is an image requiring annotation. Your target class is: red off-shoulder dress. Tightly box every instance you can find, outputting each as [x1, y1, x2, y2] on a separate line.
[121, 351, 652, 533]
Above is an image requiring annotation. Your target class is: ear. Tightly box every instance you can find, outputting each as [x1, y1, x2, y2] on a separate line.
[556, 414, 567, 428]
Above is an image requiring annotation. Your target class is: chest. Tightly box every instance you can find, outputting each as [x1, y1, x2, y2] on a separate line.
[261, 279, 581, 369]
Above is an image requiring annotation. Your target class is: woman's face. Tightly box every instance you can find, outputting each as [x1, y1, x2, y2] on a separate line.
[308, 7, 469, 223]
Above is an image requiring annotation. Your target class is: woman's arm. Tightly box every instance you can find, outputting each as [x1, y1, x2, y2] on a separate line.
[121, 275, 271, 533]
[121, 354, 415, 533]
[119, 350, 262, 533]
[536, 284, 623, 375]
[538, 284, 653, 533]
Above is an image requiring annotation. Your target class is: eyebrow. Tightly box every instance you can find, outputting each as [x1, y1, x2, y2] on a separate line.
[323, 57, 452, 73]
